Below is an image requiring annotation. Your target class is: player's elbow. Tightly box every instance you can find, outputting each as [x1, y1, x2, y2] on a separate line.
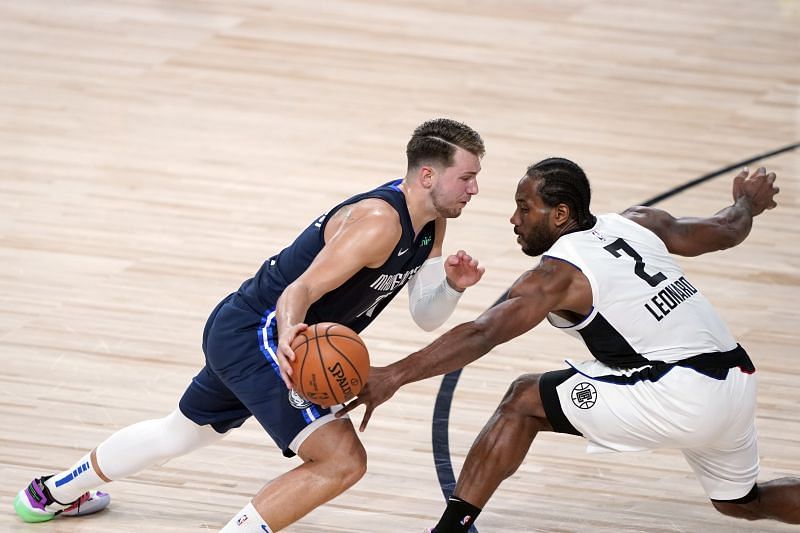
[407, 273, 463, 331]
[409, 306, 447, 331]
[282, 279, 313, 303]
[714, 222, 749, 252]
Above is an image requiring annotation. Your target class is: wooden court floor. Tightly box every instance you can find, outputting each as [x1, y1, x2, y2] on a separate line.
[1, 1, 798, 531]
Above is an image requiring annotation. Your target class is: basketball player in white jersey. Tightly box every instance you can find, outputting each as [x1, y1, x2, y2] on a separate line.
[340, 158, 799, 530]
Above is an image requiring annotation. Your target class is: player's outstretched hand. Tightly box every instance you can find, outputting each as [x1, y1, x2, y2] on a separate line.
[275, 322, 308, 389]
[444, 249, 485, 291]
[336, 366, 400, 431]
[733, 166, 779, 217]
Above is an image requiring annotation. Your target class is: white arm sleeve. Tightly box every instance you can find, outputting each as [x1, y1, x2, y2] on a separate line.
[407, 256, 463, 331]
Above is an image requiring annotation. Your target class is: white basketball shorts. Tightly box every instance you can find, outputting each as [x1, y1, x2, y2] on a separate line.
[540, 359, 759, 501]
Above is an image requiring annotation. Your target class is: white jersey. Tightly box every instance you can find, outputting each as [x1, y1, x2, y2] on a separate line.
[544, 213, 737, 366]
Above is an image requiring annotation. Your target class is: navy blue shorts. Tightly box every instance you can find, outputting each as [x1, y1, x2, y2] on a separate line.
[179, 293, 333, 457]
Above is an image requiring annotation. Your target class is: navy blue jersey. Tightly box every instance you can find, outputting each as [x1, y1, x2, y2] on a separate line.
[237, 180, 436, 333]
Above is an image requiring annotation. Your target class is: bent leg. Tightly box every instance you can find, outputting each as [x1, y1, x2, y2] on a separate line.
[454, 373, 551, 508]
[247, 419, 367, 531]
[432, 374, 552, 533]
[686, 369, 800, 523]
[16, 408, 226, 523]
[713, 478, 800, 524]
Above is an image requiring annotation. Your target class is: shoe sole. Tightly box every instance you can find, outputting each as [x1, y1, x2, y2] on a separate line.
[62, 491, 111, 517]
[13, 490, 55, 523]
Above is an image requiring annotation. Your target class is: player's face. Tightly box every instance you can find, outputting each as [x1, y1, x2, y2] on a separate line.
[431, 147, 481, 218]
[510, 176, 558, 257]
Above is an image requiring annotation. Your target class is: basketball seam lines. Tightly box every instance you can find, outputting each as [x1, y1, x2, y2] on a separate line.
[325, 338, 365, 393]
[322, 333, 368, 349]
[316, 325, 342, 405]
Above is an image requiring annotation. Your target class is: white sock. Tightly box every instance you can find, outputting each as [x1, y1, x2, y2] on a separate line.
[220, 501, 273, 532]
[45, 452, 105, 505]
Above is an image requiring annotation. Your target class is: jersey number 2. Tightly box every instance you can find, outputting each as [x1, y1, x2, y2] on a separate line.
[603, 238, 666, 287]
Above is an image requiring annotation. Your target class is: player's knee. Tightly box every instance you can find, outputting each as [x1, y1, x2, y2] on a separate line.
[711, 485, 764, 521]
[155, 410, 222, 459]
[298, 420, 366, 490]
[331, 441, 367, 490]
[499, 374, 544, 417]
[712, 500, 761, 521]
[715, 478, 800, 524]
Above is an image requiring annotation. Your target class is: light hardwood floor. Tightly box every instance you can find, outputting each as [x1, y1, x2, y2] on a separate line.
[1, 1, 798, 531]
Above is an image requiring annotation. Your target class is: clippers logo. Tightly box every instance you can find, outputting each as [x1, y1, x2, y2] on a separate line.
[237, 514, 249, 526]
[571, 382, 597, 409]
[288, 389, 312, 410]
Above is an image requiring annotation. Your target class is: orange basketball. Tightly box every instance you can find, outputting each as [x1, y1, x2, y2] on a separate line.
[290, 322, 370, 408]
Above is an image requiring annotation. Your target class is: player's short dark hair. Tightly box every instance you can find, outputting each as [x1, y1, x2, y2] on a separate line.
[526, 157, 595, 229]
[406, 118, 485, 170]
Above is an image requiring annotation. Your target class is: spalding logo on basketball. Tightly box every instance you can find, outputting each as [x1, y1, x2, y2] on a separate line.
[290, 322, 370, 408]
[571, 382, 597, 409]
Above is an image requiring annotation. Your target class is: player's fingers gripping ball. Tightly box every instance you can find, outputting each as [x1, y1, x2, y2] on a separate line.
[290, 322, 370, 408]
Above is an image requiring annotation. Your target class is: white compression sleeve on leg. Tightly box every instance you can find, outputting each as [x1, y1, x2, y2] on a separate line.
[95, 408, 226, 480]
[407, 256, 463, 331]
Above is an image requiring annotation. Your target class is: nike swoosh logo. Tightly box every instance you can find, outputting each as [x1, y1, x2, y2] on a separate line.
[397, 248, 409, 256]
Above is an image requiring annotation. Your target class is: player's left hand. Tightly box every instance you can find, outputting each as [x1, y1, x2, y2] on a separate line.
[444, 249, 485, 291]
[336, 366, 400, 431]
[732, 166, 779, 216]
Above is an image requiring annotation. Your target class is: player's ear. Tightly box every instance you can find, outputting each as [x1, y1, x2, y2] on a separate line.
[553, 203, 571, 227]
[418, 165, 435, 189]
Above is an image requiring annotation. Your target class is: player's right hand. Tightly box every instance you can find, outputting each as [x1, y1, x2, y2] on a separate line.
[276, 323, 308, 389]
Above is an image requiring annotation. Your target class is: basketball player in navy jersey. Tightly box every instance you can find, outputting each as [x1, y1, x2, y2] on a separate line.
[14, 119, 486, 532]
[342, 159, 800, 530]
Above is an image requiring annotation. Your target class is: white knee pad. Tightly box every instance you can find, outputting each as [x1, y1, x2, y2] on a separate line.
[96, 408, 226, 480]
